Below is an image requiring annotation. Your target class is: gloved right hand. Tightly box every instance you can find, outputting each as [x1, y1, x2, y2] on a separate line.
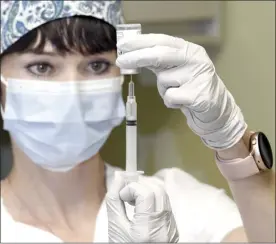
[106, 171, 179, 242]
[116, 34, 247, 150]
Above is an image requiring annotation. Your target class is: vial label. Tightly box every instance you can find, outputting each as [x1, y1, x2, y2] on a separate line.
[116, 29, 141, 57]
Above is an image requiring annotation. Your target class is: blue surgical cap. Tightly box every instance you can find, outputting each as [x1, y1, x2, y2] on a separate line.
[0, 0, 124, 54]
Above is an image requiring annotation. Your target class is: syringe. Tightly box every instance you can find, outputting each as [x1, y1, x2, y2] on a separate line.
[126, 76, 137, 172]
[116, 24, 143, 183]
[125, 76, 143, 182]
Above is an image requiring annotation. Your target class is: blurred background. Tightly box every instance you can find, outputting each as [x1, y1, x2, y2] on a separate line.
[1, 1, 275, 196]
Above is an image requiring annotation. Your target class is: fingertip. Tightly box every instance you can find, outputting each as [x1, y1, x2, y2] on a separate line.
[119, 182, 135, 203]
[116, 54, 137, 69]
[117, 36, 136, 52]
[115, 58, 123, 68]
[164, 87, 193, 108]
[163, 88, 180, 108]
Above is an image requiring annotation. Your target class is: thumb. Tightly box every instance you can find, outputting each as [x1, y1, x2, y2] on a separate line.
[106, 171, 129, 224]
[120, 182, 156, 214]
[163, 86, 195, 108]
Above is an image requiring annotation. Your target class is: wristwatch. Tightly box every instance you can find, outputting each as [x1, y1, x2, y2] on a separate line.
[216, 132, 274, 181]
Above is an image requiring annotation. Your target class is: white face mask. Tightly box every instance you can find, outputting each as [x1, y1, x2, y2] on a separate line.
[1, 75, 125, 172]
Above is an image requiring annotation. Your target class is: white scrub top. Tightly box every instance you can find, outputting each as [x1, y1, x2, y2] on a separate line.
[1, 163, 243, 242]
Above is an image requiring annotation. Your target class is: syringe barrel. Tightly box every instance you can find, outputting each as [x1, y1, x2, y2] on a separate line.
[116, 24, 142, 75]
[126, 98, 137, 121]
[126, 124, 137, 172]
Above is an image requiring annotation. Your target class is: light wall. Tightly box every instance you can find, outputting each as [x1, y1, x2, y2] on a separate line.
[101, 1, 275, 194]
[216, 1, 275, 152]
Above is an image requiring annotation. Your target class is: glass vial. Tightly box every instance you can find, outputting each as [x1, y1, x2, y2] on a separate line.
[116, 24, 142, 75]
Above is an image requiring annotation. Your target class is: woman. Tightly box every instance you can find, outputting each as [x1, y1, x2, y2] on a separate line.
[1, 1, 274, 243]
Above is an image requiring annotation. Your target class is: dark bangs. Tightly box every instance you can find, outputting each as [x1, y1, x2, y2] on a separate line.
[2, 16, 116, 56]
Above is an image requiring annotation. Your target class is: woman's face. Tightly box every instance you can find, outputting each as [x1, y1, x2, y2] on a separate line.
[1, 40, 120, 105]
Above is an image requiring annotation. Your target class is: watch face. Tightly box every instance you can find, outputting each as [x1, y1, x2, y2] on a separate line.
[258, 132, 274, 169]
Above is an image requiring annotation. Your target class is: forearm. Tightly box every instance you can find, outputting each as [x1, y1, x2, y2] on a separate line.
[217, 130, 275, 242]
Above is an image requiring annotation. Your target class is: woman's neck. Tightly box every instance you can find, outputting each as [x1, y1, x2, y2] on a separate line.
[1, 143, 106, 236]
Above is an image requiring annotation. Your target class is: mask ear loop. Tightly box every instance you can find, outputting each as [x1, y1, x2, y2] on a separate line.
[0, 75, 8, 117]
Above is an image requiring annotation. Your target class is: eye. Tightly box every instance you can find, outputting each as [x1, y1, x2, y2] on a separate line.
[87, 61, 111, 75]
[26, 62, 53, 77]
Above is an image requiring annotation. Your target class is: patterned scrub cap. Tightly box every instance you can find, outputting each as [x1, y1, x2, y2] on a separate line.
[0, 0, 124, 55]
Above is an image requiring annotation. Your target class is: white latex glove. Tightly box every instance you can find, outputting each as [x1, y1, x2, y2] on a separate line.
[106, 172, 179, 242]
[116, 34, 247, 150]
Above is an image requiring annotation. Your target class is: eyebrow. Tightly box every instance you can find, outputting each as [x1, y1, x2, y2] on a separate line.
[22, 50, 59, 56]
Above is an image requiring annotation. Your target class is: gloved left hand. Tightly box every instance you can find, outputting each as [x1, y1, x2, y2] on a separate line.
[116, 34, 247, 150]
[106, 172, 179, 242]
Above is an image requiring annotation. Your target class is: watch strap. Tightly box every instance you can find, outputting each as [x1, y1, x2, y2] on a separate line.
[215, 154, 260, 181]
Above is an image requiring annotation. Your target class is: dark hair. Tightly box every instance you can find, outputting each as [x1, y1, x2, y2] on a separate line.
[0, 16, 117, 180]
[2, 15, 117, 57]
